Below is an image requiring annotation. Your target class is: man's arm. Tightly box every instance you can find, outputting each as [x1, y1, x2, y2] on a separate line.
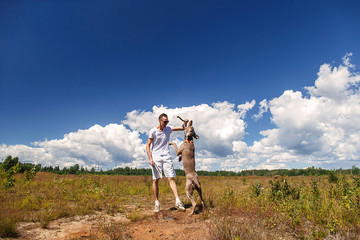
[172, 119, 189, 131]
[172, 126, 184, 131]
[146, 138, 154, 166]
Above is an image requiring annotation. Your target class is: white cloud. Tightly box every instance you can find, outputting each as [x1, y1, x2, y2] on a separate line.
[124, 102, 247, 157]
[2, 54, 360, 171]
[252, 99, 269, 120]
[1, 124, 147, 169]
[237, 100, 256, 118]
[242, 53, 360, 169]
[1, 102, 248, 171]
[342, 52, 355, 69]
[305, 54, 360, 100]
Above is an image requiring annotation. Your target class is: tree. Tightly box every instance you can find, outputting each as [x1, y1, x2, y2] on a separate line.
[1, 156, 19, 171]
[70, 164, 80, 174]
[352, 165, 360, 175]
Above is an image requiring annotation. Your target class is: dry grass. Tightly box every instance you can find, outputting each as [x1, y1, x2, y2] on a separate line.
[1, 173, 360, 239]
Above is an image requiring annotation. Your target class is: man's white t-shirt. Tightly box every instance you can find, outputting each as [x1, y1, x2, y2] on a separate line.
[148, 125, 174, 158]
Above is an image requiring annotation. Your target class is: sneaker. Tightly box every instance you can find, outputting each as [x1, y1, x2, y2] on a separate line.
[154, 203, 160, 213]
[175, 201, 185, 211]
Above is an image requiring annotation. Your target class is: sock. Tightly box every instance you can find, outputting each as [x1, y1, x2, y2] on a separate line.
[155, 200, 160, 206]
[175, 198, 181, 204]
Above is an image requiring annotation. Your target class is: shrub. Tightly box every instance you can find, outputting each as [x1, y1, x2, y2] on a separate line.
[311, 179, 320, 199]
[4, 178, 15, 188]
[1, 156, 19, 172]
[251, 182, 262, 197]
[328, 171, 339, 184]
[352, 176, 360, 188]
[269, 178, 300, 201]
[0, 217, 18, 238]
[25, 166, 36, 182]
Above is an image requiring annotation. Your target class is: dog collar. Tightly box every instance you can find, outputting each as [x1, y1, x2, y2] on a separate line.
[185, 140, 194, 143]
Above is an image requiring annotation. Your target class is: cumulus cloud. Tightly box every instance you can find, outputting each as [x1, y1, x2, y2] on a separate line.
[123, 102, 248, 157]
[305, 55, 360, 100]
[1, 124, 147, 169]
[241, 53, 360, 169]
[342, 52, 355, 69]
[252, 99, 269, 120]
[2, 54, 360, 171]
[237, 100, 256, 118]
[1, 101, 251, 170]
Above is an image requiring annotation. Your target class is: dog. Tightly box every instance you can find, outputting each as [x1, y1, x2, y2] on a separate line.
[169, 116, 205, 215]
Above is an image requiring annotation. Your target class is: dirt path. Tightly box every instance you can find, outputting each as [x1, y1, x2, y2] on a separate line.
[124, 208, 210, 240]
[13, 204, 211, 240]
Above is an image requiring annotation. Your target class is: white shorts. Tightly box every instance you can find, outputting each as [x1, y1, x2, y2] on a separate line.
[151, 155, 176, 180]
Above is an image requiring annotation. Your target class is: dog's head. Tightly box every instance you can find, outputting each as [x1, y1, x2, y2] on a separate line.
[184, 120, 199, 141]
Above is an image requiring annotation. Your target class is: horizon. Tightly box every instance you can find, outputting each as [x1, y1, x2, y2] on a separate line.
[3, 155, 358, 173]
[1, 0, 360, 171]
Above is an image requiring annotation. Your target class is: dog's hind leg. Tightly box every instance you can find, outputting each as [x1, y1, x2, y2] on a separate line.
[185, 179, 196, 215]
[193, 177, 205, 210]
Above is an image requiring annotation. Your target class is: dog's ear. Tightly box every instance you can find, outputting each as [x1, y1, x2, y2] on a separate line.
[194, 132, 199, 139]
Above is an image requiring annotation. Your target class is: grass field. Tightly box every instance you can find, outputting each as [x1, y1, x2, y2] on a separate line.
[1, 172, 360, 239]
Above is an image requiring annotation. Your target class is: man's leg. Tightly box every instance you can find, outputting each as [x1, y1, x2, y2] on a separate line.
[168, 177, 185, 211]
[151, 159, 162, 212]
[153, 179, 160, 212]
[163, 158, 185, 210]
[153, 179, 159, 200]
[168, 177, 179, 199]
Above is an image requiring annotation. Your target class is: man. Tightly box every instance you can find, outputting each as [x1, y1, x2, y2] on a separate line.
[146, 113, 186, 213]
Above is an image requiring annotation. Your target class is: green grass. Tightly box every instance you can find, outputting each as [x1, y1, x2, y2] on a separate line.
[1, 172, 360, 239]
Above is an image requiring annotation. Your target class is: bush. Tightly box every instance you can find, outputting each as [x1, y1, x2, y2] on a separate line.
[251, 182, 262, 197]
[269, 178, 300, 201]
[25, 166, 36, 182]
[328, 172, 339, 183]
[352, 176, 360, 188]
[0, 217, 18, 238]
[1, 156, 19, 172]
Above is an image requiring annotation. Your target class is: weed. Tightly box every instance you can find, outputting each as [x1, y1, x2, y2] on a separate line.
[269, 178, 300, 201]
[251, 181, 262, 197]
[242, 177, 247, 184]
[25, 166, 36, 182]
[311, 179, 321, 199]
[100, 221, 124, 240]
[2, 173, 360, 239]
[220, 186, 237, 211]
[0, 216, 18, 238]
[328, 171, 339, 183]
[352, 176, 360, 188]
[4, 177, 15, 188]
[125, 208, 145, 222]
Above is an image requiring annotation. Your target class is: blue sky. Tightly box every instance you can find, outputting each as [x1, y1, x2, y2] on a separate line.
[1, 0, 360, 171]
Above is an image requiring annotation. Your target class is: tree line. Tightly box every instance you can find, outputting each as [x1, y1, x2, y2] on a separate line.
[1, 155, 360, 177]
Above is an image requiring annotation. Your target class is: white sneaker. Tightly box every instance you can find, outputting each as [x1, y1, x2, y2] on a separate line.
[175, 201, 185, 211]
[154, 203, 160, 213]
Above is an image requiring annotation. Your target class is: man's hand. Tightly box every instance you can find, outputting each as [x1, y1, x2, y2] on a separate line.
[149, 158, 154, 166]
[146, 138, 154, 166]
[173, 116, 189, 131]
[182, 119, 189, 129]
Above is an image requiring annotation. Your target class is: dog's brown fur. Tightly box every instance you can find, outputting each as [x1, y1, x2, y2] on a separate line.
[169, 119, 205, 215]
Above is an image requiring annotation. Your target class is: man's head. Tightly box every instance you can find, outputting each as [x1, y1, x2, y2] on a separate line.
[158, 113, 169, 127]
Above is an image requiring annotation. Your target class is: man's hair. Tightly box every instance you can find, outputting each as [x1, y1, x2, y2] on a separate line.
[158, 113, 168, 120]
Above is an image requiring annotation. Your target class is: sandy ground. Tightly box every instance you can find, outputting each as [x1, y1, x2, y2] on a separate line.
[11, 204, 211, 240]
[125, 209, 210, 240]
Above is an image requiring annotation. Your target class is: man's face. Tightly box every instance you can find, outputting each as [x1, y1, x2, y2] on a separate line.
[159, 117, 169, 127]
